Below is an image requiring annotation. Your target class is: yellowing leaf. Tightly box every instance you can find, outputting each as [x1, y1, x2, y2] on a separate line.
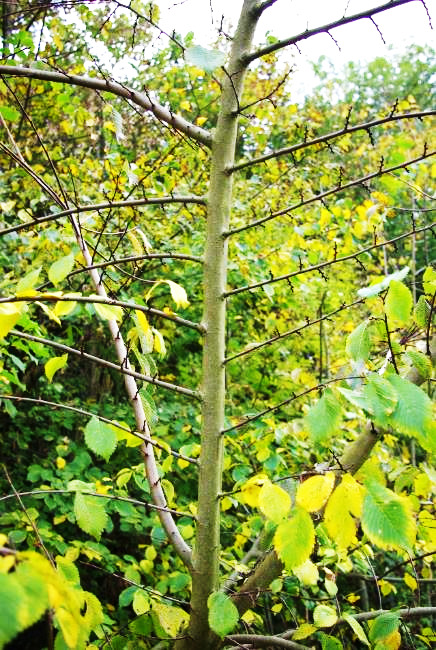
[166, 280, 189, 309]
[153, 328, 166, 355]
[54, 298, 78, 317]
[403, 572, 417, 590]
[48, 252, 75, 286]
[313, 604, 338, 628]
[293, 559, 319, 586]
[325, 474, 364, 549]
[92, 298, 123, 322]
[342, 612, 370, 646]
[151, 601, 189, 638]
[296, 472, 335, 512]
[239, 475, 267, 507]
[362, 480, 416, 551]
[56, 457, 66, 470]
[36, 301, 61, 325]
[375, 630, 401, 650]
[135, 309, 150, 333]
[258, 480, 291, 522]
[293, 623, 317, 640]
[16, 267, 42, 293]
[0, 303, 23, 339]
[45, 354, 68, 383]
[133, 589, 150, 615]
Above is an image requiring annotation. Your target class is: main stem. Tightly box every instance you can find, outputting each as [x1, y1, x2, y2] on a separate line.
[182, 2, 260, 647]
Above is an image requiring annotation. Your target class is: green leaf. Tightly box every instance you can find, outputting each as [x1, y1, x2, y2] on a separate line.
[305, 389, 342, 444]
[346, 320, 371, 361]
[362, 480, 416, 550]
[84, 416, 117, 461]
[422, 266, 436, 295]
[0, 573, 29, 647]
[314, 605, 338, 627]
[385, 374, 435, 453]
[414, 295, 430, 328]
[404, 349, 432, 379]
[207, 591, 238, 638]
[319, 632, 343, 649]
[82, 591, 104, 630]
[274, 507, 315, 570]
[362, 373, 398, 421]
[342, 612, 370, 646]
[74, 492, 108, 540]
[92, 298, 123, 322]
[133, 589, 150, 615]
[385, 280, 412, 323]
[369, 612, 401, 643]
[45, 354, 68, 383]
[0, 105, 20, 121]
[259, 480, 291, 522]
[48, 253, 75, 286]
[16, 267, 42, 293]
[55, 556, 80, 585]
[185, 45, 225, 72]
[357, 266, 409, 298]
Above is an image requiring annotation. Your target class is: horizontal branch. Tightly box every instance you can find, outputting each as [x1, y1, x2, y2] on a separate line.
[69, 253, 203, 279]
[9, 329, 200, 399]
[245, 0, 418, 63]
[0, 66, 212, 147]
[0, 196, 207, 238]
[222, 376, 361, 434]
[225, 222, 434, 297]
[230, 111, 436, 173]
[225, 299, 363, 363]
[0, 294, 205, 333]
[226, 633, 307, 650]
[226, 150, 435, 237]
[0, 489, 196, 519]
[342, 606, 436, 624]
[0, 394, 198, 464]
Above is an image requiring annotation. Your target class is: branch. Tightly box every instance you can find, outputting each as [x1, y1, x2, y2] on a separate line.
[0, 394, 198, 464]
[225, 222, 434, 297]
[340, 606, 436, 624]
[226, 634, 307, 649]
[9, 329, 199, 399]
[0, 196, 207, 238]
[0, 294, 205, 333]
[245, 0, 420, 63]
[226, 150, 435, 236]
[225, 299, 364, 363]
[229, 111, 436, 173]
[0, 489, 195, 519]
[0, 66, 212, 147]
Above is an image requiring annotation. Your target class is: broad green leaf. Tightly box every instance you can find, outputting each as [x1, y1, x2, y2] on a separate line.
[92, 297, 123, 322]
[414, 295, 430, 328]
[0, 105, 20, 121]
[362, 480, 416, 550]
[274, 507, 315, 570]
[185, 45, 225, 72]
[362, 373, 398, 421]
[319, 633, 343, 649]
[385, 374, 435, 453]
[0, 572, 30, 646]
[45, 354, 68, 383]
[258, 480, 291, 522]
[166, 280, 190, 309]
[305, 389, 342, 444]
[385, 280, 412, 323]
[422, 266, 436, 295]
[342, 612, 370, 646]
[404, 349, 432, 379]
[16, 267, 42, 293]
[81, 591, 104, 630]
[74, 492, 108, 540]
[369, 612, 401, 643]
[48, 253, 75, 286]
[207, 591, 238, 638]
[357, 266, 409, 298]
[55, 556, 80, 585]
[313, 604, 338, 627]
[296, 472, 335, 512]
[325, 474, 364, 549]
[84, 416, 117, 461]
[0, 303, 23, 339]
[346, 320, 371, 361]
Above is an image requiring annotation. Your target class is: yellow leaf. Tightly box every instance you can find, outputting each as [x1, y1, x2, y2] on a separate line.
[196, 116, 207, 126]
[0, 303, 23, 339]
[325, 474, 364, 549]
[375, 630, 401, 650]
[293, 559, 319, 586]
[153, 328, 166, 355]
[56, 457, 66, 470]
[54, 300, 77, 317]
[296, 472, 335, 512]
[91, 297, 123, 322]
[403, 572, 417, 590]
[258, 480, 291, 522]
[293, 623, 317, 640]
[180, 100, 191, 111]
[45, 354, 68, 383]
[166, 280, 190, 309]
[239, 475, 267, 507]
[135, 309, 150, 333]
[56, 607, 80, 647]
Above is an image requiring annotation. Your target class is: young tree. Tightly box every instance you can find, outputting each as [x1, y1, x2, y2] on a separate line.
[0, 1, 434, 648]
